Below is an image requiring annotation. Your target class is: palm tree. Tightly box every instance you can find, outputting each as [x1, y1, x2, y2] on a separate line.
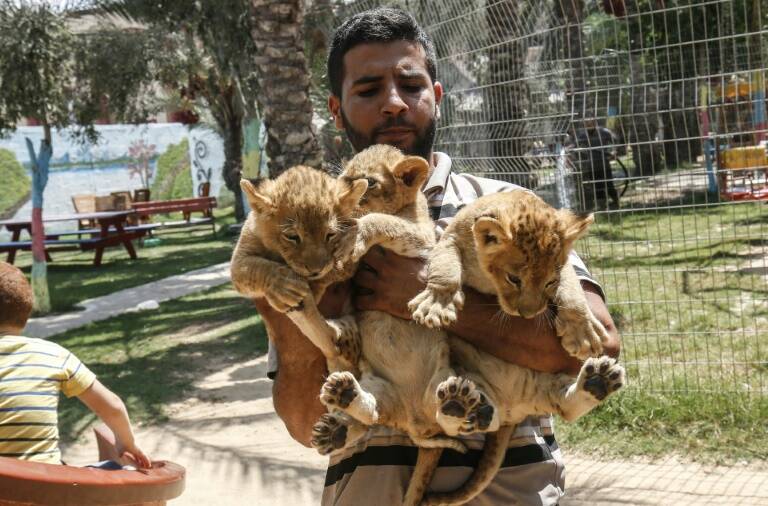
[249, 0, 323, 177]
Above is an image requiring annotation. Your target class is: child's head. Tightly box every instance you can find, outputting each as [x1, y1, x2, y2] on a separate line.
[0, 262, 33, 333]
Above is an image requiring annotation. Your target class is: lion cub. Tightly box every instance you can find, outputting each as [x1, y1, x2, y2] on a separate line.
[409, 190, 626, 505]
[230, 165, 367, 366]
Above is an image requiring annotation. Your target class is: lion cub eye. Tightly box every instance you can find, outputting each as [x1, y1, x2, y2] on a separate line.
[326, 231, 337, 242]
[545, 279, 558, 289]
[365, 177, 379, 189]
[283, 232, 301, 244]
[506, 273, 521, 287]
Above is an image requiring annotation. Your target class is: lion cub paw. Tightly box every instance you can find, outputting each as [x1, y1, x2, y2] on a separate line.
[328, 318, 361, 366]
[265, 267, 311, 313]
[578, 356, 626, 401]
[556, 308, 608, 360]
[436, 377, 497, 435]
[409, 287, 465, 328]
[311, 413, 351, 455]
[321, 371, 359, 409]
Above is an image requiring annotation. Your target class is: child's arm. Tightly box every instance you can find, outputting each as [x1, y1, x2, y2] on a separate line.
[77, 380, 152, 469]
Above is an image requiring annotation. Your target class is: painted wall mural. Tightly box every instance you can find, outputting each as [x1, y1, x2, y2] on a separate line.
[0, 124, 225, 236]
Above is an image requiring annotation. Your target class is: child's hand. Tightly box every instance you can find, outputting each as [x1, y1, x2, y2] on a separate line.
[117, 439, 152, 469]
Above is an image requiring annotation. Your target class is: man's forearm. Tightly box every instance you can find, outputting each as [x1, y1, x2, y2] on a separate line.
[254, 298, 327, 447]
[449, 288, 582, 375]
[448, 282, 620, 376]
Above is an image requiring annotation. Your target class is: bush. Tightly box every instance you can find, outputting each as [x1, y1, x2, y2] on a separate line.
[151, 139, 193, 201]
[0, 149, 31, 218]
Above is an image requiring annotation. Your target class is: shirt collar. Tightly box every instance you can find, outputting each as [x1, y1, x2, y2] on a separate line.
[422, 152, 452, 197]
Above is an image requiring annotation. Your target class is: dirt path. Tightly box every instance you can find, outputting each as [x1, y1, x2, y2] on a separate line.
[61, 354, 768, 506]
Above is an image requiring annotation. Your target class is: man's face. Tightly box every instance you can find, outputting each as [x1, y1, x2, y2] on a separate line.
[328, 40, 443, 160]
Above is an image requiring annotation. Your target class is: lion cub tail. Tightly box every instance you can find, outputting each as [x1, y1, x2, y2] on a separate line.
[420, 425, 515, 506]
[403, 448, 443, 506]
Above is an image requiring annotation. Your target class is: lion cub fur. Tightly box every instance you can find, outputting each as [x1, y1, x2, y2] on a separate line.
[230, 165, 367, 365]
[409, 190, 626, 505]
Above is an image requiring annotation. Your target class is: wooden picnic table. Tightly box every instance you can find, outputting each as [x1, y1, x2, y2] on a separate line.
[0, 210, 156, 266]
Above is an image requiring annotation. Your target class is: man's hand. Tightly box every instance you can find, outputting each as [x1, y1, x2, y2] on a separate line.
[353, 247, 427, 319]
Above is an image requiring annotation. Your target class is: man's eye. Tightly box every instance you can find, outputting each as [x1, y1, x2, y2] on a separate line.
[358, 88, 377, 97]
[402, 84, 422, 93]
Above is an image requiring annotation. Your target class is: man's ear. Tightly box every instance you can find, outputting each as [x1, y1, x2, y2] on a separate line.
[392, 156, 430, 189]
[472, 216, 509, 253]
[433, 81, 444, 120]
[328, 95, 344, 130]
[337, 178, 368, 213]
[240, 179, 273, 214]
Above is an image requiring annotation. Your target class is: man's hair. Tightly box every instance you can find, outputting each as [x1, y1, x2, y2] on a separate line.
[0, 262, 33, 329]
[327, 7, 437, 98]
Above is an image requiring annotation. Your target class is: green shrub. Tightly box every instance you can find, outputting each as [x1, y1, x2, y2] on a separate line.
[0, 149, 31, 218]
[151, 139, 192, 201]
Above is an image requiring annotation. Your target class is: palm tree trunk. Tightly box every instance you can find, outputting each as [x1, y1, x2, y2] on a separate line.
[250, 0, 322, 177]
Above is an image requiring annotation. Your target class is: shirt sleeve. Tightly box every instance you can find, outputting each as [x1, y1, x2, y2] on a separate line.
[569, 250, 605, 301]
[267, 341, 278, 380]
[60, 351, 97, 398]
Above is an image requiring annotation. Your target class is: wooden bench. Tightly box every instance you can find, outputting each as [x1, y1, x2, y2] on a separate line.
[131, 197, 217, 234]
[0, 214, 159, 266]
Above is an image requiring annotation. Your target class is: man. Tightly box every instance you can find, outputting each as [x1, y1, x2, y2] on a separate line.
[254, 7, 620, 505]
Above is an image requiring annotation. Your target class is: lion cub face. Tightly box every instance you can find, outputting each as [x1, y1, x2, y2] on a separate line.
[240, 165, 367, 280]
[339, 144, 430, 214]
[472, 194, 593, 318]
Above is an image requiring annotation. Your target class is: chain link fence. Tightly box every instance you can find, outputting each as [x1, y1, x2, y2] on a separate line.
[335, 0, 767, 398]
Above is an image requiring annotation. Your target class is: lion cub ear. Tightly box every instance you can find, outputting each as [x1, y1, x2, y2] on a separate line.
[337, 178, 368, 213]
[472, 216, 508, 252]
[240, 179, 274, 214]
[392, 156, 430, 190]
[560, 210, 593, 248]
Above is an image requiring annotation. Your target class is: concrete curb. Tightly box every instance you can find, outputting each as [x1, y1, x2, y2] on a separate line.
[24, 262, 231, 339]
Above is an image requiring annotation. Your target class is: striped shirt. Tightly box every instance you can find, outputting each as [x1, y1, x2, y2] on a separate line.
[268, 152, 603, 505]
[0, 335, 96, 464]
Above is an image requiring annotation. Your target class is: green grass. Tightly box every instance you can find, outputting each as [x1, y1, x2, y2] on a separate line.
[54, 284, 268, 444]
[14, 206, 239, 313]
[560, 199, 768, 463]
[558, 390, 768, 464]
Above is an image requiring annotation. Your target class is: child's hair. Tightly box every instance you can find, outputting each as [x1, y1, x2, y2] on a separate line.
[0, 262, 33, 329]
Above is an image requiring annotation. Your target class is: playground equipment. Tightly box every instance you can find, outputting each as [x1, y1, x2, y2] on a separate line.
[703, 75, 768, 201]
[0, 426, 185, 506]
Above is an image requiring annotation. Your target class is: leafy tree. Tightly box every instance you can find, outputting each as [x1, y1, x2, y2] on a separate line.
[96, 0, 261, 221]
[0, 1, 157, 312]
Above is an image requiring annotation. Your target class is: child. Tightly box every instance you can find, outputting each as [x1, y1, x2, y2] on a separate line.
[0, 261, 151, 468]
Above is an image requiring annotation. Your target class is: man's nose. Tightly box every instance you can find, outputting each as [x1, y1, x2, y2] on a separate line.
[381, 87, 408, 116]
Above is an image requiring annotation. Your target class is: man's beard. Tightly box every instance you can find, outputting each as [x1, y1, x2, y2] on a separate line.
[340, 108, 437, 160]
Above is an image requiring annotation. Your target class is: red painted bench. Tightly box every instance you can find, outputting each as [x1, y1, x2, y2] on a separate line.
[131, 197, 217, 234]
[0, 426, 185, 506]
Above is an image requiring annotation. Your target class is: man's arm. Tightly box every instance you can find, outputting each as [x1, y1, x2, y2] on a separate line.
[354, 247, 620, 375]
[256, 282, 351, 447]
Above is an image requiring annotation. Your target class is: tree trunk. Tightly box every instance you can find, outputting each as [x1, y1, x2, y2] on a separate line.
[485, 0, 535, 188]
[250, 0, 322, 177]
[222, 114, 246, 222]
[25, 125, 52, 314]
[557, 0, 587, 122]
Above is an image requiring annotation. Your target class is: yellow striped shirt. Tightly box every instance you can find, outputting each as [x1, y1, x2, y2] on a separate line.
[0, 335, 96, 464]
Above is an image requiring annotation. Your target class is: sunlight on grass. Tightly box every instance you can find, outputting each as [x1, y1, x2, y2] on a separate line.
[53, 285, 266, 443]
